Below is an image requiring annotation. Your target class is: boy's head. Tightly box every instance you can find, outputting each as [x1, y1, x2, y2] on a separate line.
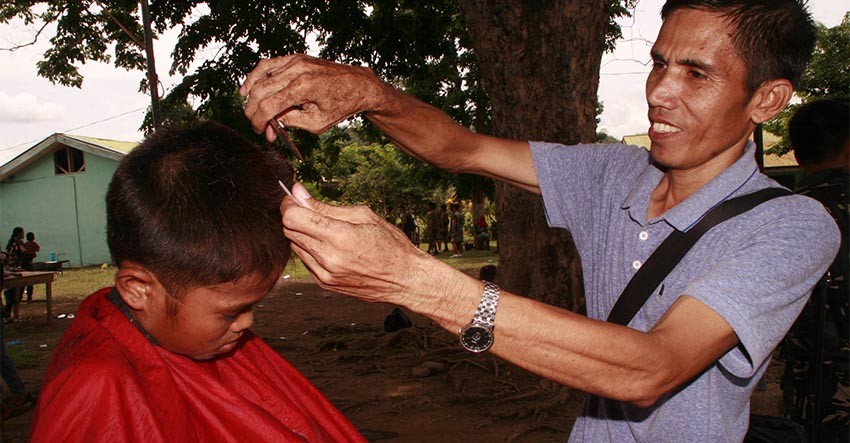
[26, 232, 35, 241]
[106, 122, 293, 360]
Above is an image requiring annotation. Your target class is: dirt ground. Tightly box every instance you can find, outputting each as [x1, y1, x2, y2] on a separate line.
[1, 270, 785, 442]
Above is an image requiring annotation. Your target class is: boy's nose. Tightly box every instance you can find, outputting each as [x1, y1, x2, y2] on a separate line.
[232, 310, 254, 332]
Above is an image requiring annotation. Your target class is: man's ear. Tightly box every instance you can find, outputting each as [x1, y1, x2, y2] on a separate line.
[114, 261, 159, 311]
[749, 78, 794, 125]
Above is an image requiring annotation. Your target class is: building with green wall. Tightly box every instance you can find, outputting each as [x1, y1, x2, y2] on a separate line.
[0, 134, 137, 268]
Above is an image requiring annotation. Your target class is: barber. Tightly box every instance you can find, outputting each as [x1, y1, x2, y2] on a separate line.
[240, 1, 839, 441]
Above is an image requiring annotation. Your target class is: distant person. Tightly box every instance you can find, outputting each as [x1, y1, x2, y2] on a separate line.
[23, 232, 39, 261]
[781, 99, 849, 443]
[399, 205, 416, 244]
[424, 202, 439, 254]
[438, 204, 450, 252]
[21, 232, 40, 301]
[384, 205, 397, 225]
[4, 227, 25, 268]
[449, 203, 464, 258]
[474, 214, 489, 250]
[29, 123, 363, 442]
[0, 252, 32, 420]
[3, 227, 27, 320]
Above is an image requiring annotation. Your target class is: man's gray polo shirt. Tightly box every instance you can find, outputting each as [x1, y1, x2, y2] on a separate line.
[531, 141, 838, 442]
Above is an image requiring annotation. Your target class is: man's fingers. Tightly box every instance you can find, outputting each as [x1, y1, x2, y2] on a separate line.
[288, 241, 332, 285]
[243, 54, 376, 136]
[240, 54, 302, 97]
[286, 183, 376, 223]
[243, 56, 309, 134]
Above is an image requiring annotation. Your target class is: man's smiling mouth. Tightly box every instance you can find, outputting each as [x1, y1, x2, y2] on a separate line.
[652, 122, 683, 134]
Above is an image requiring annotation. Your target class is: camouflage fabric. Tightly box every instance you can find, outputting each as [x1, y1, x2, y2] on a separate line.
[781, 169, 849, 443]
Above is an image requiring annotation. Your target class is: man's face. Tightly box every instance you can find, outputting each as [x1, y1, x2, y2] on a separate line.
[646, 8, 757, 174]
[142, 273, 279, 361]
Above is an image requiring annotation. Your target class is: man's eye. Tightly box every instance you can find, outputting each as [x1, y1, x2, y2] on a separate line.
[222, 314, 237, 321]
[689, 70, 707, 79]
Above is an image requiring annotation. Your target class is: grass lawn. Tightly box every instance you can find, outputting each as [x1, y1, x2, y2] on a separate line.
[49, 246, 499, 303]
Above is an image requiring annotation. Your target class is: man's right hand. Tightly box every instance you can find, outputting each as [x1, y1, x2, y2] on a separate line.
[240, 54, 385, 141]
[242, 54, 539, 192]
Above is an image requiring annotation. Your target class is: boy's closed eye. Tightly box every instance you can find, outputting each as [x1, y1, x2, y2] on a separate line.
[221, 303, 257, 322]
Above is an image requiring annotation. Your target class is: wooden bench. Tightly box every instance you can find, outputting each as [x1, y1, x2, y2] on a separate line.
[2, 271, 59, 321]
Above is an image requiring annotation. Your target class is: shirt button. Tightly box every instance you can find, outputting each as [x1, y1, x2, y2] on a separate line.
[639, 231, 649, 241]
[632, 260, 642, 270]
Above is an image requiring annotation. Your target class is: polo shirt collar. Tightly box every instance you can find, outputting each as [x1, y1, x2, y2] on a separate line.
[622, 141, 760, 231]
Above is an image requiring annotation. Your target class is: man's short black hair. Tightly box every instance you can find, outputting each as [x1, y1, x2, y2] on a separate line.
[790, 99, 850, 167]
[106, 122, 293, 298]
[661, 0, 816, 93]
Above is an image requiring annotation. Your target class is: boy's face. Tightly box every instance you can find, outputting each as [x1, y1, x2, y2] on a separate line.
[140, 273, 280, 361]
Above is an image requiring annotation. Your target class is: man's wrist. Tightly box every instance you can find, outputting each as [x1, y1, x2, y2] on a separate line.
[459, 281, 500, 353]
[401, 257, 484, 332]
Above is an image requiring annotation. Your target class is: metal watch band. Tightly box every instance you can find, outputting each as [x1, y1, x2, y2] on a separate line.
[473, 282, 500, 328]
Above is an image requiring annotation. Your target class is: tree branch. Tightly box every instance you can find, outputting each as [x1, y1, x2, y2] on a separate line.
[0, 19, 51, 52]
[93, 0, 145, 50]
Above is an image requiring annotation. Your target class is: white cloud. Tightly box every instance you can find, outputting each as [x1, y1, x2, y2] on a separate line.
[0, 91, 64, 122]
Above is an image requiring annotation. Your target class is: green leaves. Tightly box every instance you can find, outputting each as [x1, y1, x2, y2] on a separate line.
[7, 0, 634, 207]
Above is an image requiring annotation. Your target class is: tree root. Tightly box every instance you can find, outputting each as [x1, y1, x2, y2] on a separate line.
[507, 422, 568, 442]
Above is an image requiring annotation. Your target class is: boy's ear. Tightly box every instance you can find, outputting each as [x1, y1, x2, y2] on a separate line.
[749, 78, 794, 125]
[114, 261, 159, 311]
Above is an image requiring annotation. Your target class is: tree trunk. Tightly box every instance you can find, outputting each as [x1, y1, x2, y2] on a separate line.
[458, 0, 609, 311]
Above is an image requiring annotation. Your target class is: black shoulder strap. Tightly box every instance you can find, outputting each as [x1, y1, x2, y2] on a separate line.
[606, 187, 793, 326]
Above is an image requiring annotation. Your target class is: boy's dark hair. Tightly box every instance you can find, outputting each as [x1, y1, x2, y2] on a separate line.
[790, 99, 850, 167]
[106, 122, 293, 301]
[26, 232, 35, 241]
[661, 0, 816, 93]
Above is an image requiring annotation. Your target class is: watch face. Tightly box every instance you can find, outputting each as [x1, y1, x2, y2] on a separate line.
[459, 325, 493, 353]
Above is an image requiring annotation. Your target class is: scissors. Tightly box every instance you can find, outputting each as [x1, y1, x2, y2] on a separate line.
[270, 119, 304, 162]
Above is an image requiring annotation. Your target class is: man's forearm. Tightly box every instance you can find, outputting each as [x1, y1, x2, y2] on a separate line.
[364, 85, 484, 174]
[365, 85, 540, 192]
[401, 257, 735, 407]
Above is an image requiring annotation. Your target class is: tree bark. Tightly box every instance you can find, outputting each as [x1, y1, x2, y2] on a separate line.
[458, 0, 609, 311]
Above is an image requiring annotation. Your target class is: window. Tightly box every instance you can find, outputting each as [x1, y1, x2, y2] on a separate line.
[54, 146, 85, 175]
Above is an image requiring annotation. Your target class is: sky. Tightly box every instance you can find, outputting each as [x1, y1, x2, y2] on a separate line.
[1, 0, 847, 165]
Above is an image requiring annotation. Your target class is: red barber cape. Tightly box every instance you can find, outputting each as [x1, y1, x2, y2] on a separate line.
[30, 288, 364, 442]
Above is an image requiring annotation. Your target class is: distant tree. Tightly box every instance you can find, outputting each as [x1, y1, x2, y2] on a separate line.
[596, 131, 620, 143]
[765, 14, 849, 155]
[334, 143, 436, 210]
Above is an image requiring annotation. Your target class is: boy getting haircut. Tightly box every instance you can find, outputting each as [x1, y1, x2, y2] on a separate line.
[30, 122, 364, 442]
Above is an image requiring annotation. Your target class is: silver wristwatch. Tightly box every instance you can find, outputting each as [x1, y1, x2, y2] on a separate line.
[459, 282, 500, 353]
